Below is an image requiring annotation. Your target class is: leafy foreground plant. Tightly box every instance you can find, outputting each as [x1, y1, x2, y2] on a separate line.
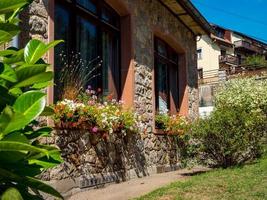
[0, 0, 63, 199]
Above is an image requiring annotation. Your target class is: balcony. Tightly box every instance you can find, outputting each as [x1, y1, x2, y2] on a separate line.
[219, 54, 238, 66]
[234, 40, 262, 53]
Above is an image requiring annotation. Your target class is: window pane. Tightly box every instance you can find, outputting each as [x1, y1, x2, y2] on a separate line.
[54, 4, 71, 100]
[170, 51, 178, 63]
[102, 31, 110, 95]
[157, 61, 169, 114]
[76, 16, 98, 89]
[101, 6, 120, 28]
[102, 31, 120, 96]
[77, 0, 97, 13]
[156, 39, 167, 57]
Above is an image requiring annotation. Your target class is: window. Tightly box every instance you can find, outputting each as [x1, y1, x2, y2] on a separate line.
[197, 48, 202, 60]
[215, 27, 225, 39]
[54, 0, 120, 100]
[221, 49, 226, 56]
[154, 37, 179, 115]
[198, 68, 203, 79]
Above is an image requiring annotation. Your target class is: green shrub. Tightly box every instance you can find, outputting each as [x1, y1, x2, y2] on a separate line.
[0, 0, 63, 199]
[215, 77, 267, 114]
[192, 77, 267, 168]
[192, 108, 266, 168]
[243, 55, 267, 69]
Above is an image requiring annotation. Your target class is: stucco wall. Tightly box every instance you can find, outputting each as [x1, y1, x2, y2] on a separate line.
[232, 32, 243, 43]
[197, 35, 221, 71]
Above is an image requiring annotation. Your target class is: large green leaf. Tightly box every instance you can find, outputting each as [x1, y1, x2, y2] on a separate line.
[1, 187, 23, 200]
[0, 85, 15, 110]
[3, 48, 24, 65]
[0, 63, 17, 82]
[0, 30, 12, 45]
[2, 131, 29, 143]
[16, 64, 47, 81]
[0, 0, 29, 14]
[0, 92, 46, 136]
[24, 39, 63, 64]
[0, 49, 17, 57]
[25, 127, 52, 140]
[0, 168, 63, 199]
[0, 23, 20, 36]
[31, 81, 53, 89]
[13, 91, 46, 124]
[11, 72, 53, 88]
[0, 141, 48, 155]
[0, 106, 27, 136]
[8, 87, 22, 96]
[0, 151, 26, 163]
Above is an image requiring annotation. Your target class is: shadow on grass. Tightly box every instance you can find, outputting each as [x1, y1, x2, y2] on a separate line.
[180, 169, 209, 177]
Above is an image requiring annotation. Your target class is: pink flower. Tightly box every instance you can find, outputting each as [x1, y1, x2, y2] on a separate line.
[88, 100, 95, 105]
[91, 126, 98, 133]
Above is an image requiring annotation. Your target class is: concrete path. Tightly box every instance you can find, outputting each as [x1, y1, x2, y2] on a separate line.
[68, 167, 208, 200]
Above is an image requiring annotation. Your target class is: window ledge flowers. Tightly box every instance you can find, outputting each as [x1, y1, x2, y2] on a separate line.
[155, 114, 190, 136]
[53, 89, 144, 140]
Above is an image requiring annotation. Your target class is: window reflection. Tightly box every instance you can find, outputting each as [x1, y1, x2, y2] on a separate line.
[54, 0, 120, 100]
[76, 0, 97, 13]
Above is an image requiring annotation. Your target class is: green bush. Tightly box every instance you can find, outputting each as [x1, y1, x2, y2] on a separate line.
[215, 77, 267, 114]
[192, 77, 267, 168]
[243, 55, 267, 69]
[192, 108, 266, 168]
[0, 0, 63, 199]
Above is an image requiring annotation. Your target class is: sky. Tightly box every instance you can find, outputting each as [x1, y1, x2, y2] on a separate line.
[191, 0, 267, 43]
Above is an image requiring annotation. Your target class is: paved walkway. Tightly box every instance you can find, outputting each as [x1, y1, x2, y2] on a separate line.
[68, 167, 208, 200]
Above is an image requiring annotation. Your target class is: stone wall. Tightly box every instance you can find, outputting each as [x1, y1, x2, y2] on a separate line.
[126, 0, 198, 122]
[20, 0, 199, 195]
[41, 129, 181, 194]
[19, 0, 48, 47]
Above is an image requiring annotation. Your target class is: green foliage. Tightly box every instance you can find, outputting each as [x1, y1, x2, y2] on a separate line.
[243, 55, 267, 69]
[0, 0, 63, 199]
[215, 77, 267, 114]
[192, 78, 267, 168]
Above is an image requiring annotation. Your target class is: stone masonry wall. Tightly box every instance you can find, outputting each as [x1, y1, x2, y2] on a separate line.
[21, 0, 199, 195]
[41, 129, 180, 184]
[20, 0, 48, 47]
[124, 0, 198, 169]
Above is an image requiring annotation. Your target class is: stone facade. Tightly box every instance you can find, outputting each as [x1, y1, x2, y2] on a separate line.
[20, 0, 48, 47]
[41, 129, 180, 183]
[21, 0, 199, 195]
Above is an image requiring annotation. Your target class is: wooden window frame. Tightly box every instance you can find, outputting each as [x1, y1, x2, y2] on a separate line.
[154, 37, 179, 116]
[54, 0, 121, 100]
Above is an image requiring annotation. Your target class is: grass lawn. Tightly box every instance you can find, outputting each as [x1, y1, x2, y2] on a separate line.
[136, 156, 267, 200]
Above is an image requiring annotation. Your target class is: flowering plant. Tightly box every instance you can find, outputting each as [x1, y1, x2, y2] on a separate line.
[53, 87, 143, 138]
[155, 113, 190, 135]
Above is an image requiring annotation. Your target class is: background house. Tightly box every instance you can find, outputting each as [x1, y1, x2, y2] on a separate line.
[197, 24, 267, 115]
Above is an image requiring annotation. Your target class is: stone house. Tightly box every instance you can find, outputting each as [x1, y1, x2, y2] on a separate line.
[19, 0, 212, 194]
